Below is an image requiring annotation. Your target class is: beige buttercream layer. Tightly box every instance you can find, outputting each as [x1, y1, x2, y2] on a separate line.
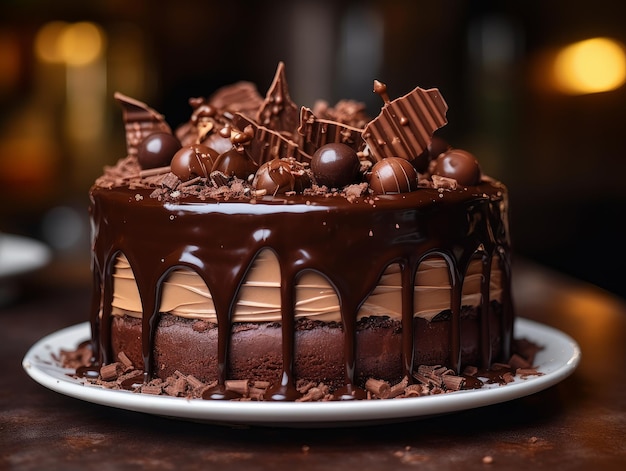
[111, 250, 503, 323]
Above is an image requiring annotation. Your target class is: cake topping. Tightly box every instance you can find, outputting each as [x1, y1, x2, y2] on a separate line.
[433, 149, 482, 186]
[413, 135, 451, 173]
[369, 156, 419, 194]
[363, 81, 448, 162]
[108, 65, 494, 201]
[114, 92, 172, 157]
[233, 113, 309, 164]
[298, 107, 366, 156]
[252, 159, 296, 195]
[310, 143, 361, 189]
[255, 61, 299, 138]
[137, 132, 182, 170]
[170, 144, 218, 181]
[211, 147, 259, 181]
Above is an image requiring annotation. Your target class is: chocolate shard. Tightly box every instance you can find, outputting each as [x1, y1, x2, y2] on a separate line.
[114, 92, 172, 158]
[362, 83, 448, 162]
[233, 113, 310, 165]
[256, 61, 299, 136]
[297, 107, 366, 155]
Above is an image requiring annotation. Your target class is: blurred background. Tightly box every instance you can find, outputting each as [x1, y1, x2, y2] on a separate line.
[1, 0, 625, 299]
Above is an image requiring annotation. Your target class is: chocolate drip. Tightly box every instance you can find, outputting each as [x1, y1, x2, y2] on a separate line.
[88, 182, 512, 397]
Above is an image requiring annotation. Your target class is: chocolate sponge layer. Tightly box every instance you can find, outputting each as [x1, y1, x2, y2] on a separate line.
[111, 305, 503, 391]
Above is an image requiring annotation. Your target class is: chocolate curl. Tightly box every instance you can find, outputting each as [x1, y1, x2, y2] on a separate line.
[297, 107, 366, 155]
[362, 84, 448, 162]
[114, 92, 172, 157]
[233, 113, 310, 166]
[256, 61, 299, 137]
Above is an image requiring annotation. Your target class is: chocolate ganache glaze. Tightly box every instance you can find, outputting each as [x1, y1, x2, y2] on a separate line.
[85, 63, 514, 400]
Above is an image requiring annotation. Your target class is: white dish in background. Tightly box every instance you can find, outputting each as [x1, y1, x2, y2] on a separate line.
[0, 233, 51, 278]
[23, 318, 580, 428]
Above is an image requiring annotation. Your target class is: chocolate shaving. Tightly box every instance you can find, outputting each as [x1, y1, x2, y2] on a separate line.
[225, 379, 249, 396]
[508, 353, 532, 370]
[117, 351, 134, 371]
[442, 374, 465, 391]
[140, 384, 163, 395]
[363, 83, 448, 162]
[99, 362, 123, 381]
[388, 376, 409, 398]
[365, 378, 391, 398]
[296, 387, 326, 402]
[114, 92, 172, 158]
[161, 172, 181, 190]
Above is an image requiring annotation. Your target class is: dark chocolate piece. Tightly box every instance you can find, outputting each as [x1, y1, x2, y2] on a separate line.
[137, 132, 182, 170]
[233, 113, 310, 165]
[298, 107, 366, 156]
[170, 144, 218, 181]
[363, 82, 448, 162]
[256, 61, 299, 136]
[433, 149, 482, 186]
[114, 92, 172, 157]
[310, 143, 361, 188]
[211, 147, 258, 181]
[252, 159, 296, 195]
[413, 136, 451, 173]
[368, 157, 419, 194]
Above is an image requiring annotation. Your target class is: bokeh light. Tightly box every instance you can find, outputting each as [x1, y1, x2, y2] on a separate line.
[552, 37, 626, 94]
[34, 21, 104, 66]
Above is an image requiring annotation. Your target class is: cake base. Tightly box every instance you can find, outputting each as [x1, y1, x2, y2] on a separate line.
[111, 303, 504, 391]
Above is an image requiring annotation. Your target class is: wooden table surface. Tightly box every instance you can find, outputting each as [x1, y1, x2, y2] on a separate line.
[1, 257, 625, 470]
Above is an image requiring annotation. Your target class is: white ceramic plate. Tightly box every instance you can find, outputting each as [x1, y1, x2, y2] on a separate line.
[23, 318, 580, 427]
[0, 233, 51, 278]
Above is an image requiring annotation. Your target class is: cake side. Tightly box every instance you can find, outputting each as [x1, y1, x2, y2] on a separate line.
[88, 182, 513, 398]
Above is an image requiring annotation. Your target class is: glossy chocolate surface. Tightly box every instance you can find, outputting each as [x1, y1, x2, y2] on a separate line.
[89, 181, 513, 400]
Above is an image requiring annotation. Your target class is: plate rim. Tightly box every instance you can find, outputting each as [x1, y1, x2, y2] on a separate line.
[0, 233, 51, 278]
[22, 317, 581, 427]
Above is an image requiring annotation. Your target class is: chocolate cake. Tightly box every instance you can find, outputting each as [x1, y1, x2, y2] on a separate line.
[78, 63, 518, 401]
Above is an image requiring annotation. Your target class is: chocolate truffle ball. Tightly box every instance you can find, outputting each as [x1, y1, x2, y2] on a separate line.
[170, 144, 218, 181]
[311, 143, 360, 188]
[137, 132, 181, 170]
[253, 159, 296, 195]
[412, 136, 450, 173]
[433, 149, 481, 186]
[211, 148, 258, 180]
[369, 157, 419, 194]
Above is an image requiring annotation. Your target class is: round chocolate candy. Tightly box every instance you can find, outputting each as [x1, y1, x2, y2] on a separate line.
[433, 149, 481, 186]
[311, 143, 360, 189]
[170, 144, 218, 181]
[211, 148, 258, 180]
[369, 157, 419, 194]
[253, 159, 296, 195]
[412, 136, 450, 173]
[137, 132, 181, 170]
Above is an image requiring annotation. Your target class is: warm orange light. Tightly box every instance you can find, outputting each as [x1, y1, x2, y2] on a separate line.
[34, 21, 105, 66]
[59, 22, 104, 66]
[34, 21, 69, 63]
[552, 37, 626, 94]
